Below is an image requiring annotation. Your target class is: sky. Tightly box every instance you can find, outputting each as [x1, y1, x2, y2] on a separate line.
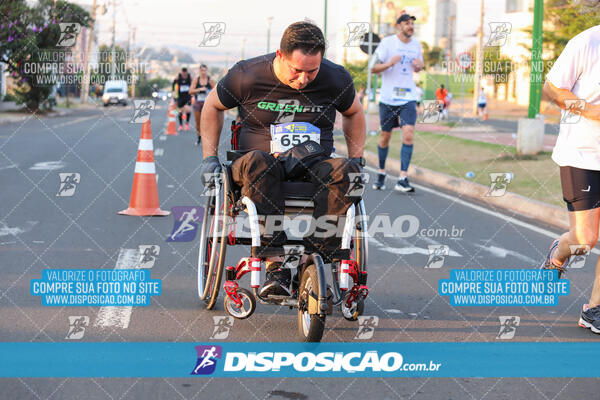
[71, 0, 510, 64]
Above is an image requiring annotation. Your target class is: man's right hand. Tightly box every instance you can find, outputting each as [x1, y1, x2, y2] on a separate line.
[201, 156, 222, 186]
[389, 55, 402, 66]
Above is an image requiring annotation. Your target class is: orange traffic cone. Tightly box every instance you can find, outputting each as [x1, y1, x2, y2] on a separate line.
[118, 120, 170, 216]
[166, 102, 177, 136]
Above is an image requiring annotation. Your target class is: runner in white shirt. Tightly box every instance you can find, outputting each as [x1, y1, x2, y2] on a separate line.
[370, 13, 424, 193]
[477, 88, 487, 120]
[540, 25, 600, 333]
[415, 83, 424, 112]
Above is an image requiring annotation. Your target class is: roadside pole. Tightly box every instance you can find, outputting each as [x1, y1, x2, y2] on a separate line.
[80, 0, 97, 104]
[517, 0, 544, 155]
[472, 0, 484, 115]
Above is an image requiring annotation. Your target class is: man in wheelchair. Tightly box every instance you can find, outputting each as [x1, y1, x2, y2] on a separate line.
[200, 21, 366, 298]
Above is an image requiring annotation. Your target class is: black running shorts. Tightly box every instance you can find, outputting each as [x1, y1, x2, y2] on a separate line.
[560, 166, 600, 212]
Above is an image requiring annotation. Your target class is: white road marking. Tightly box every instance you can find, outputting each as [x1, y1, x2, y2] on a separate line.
[364, 165, 600, 256]
[154, 148, 164, 156]
[473, 244, 538, 265]
[0, 221, 38, 237]
[94, 248, 143, 329]
[158, 135, 167, 141]
[384, 309, 403, 314]
[368, 236, 462, 257]
[51, 115, 98, 129]
[29, 161, 66, 170]
[0, 163, 18, 171]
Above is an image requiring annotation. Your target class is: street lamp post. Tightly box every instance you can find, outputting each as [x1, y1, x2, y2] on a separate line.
[266, 17, 274, 53]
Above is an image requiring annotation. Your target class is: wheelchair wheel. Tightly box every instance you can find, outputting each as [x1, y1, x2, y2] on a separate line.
[338, 200, 368, 319]
[197, 169, 229, 310]
[224, 288, 256, 319]
[297, 264, 326, 342]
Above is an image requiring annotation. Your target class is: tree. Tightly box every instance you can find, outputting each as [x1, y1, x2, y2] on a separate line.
[0, 0, 91, 110]
[466, 46, 513, 99]
[136, 75, 171, 98]
[91, 44, 131, 88]
[343, 60, 368, 92]
[421, 41, 444, 69]
[522, 0, 600, 77]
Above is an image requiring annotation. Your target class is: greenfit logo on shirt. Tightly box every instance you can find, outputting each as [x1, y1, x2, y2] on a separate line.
[257, 101, 323, 113]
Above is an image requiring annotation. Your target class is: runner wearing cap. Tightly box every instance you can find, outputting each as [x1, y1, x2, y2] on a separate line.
[371, 13, 424, 192]
[540, 25, 600, 333]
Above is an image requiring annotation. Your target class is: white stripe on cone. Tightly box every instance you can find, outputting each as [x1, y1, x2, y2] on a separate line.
[134, 162, 156, 174]
[138, 139, 154, 151]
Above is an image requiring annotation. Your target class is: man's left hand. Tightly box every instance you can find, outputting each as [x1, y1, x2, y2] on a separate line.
[411, 58, 424, 71]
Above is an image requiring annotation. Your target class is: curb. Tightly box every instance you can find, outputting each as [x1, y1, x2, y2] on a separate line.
[335, 142, 569, 231]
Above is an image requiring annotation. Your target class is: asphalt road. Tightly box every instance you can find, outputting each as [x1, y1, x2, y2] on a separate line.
[1, 103, 598, 399]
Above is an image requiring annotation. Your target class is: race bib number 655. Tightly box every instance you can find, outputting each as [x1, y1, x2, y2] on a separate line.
[270, 122, 320, 153]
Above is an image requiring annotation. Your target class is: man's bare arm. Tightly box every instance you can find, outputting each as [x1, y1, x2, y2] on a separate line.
[371, 55, 401, 74]
[200, 90, 229, 158]
[341, 95, 366, 158]
[543, 80, 600, 121]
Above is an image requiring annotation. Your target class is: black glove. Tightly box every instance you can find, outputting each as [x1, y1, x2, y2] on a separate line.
[201, 156, 222, 187]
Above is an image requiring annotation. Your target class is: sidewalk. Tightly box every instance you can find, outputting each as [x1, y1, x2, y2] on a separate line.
[335, 100, 559, 152]
[0, 99, 101, 125]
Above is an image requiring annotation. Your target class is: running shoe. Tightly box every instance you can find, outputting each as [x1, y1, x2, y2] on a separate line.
[178, 124, 183, 132]
[195, 136, 201, 146]
[372, 173, 386, 190]
[185, 123, 190, 131]
[579, 304, 600, 334]
[260, 266, 292, 297]
[540, 239, 568, 278]
[394, 177, 415, 193]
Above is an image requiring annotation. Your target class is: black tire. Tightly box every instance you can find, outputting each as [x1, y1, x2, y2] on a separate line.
[224, 287, 256, 319]
[297, 264, 326, 342]
[197, 169, 229, 310]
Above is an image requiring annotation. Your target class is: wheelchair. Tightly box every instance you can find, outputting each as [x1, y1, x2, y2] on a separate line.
[197, 125, 369, 342]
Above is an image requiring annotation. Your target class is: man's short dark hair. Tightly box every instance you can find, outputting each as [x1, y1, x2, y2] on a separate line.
[182, 67, 188, 72]
[200, 64, 207, 69]
[280, 21, 326, 57]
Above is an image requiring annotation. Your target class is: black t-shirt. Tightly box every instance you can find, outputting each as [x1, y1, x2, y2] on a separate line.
[174, 74, 192, 99]
[217, 53, 355, 156]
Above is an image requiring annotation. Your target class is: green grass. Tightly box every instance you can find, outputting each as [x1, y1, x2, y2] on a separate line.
[339, 130, 564, 207]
